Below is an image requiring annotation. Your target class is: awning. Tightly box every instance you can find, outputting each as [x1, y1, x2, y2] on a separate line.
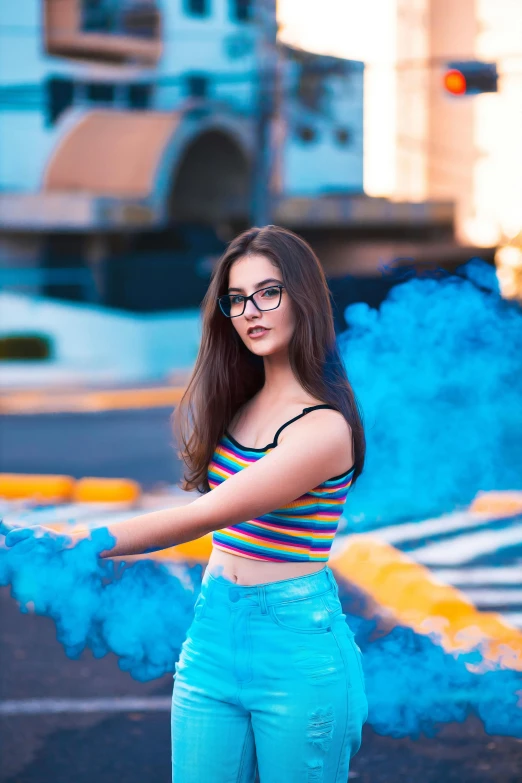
[44, 109, 181, 198]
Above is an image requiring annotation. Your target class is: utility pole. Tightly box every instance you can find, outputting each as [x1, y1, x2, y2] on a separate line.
[251, 0, 279, 227]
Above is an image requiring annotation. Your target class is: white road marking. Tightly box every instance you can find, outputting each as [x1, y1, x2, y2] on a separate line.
[431, 566, 522, 585]
[0, 496, 185, 529]
[0, 697, 172, 715]
[462, 588, 522, 606]
[500, 612, 522, 628]
[374, 511, 515, 545]
[1, 503, 124, 526]
[2, 509, 148, 530]
[408, 524, 522, 565]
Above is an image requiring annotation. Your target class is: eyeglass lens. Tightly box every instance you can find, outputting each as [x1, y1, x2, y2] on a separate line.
[221, 286, 282, 317]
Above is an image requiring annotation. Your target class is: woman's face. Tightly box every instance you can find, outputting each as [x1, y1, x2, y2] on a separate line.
[227, 253, 295, 357]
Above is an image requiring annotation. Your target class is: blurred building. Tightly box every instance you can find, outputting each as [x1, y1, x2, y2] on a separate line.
[0, 1, 366, 203]
[0, 0, 368, 307]
[2, 0, 484, 313]
[392, 0, 521, 244]
[351, 0, 521, 299]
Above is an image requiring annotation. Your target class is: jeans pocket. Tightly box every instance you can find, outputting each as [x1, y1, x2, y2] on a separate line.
[193, 592, 208, 622]
[268, 591, 333, 634]
[320, 588, 344, 619]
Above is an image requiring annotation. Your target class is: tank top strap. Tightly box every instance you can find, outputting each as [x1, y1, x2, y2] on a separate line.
[272, 404, 337, 446]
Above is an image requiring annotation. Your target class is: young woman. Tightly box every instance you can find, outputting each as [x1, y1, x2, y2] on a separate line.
[167, 225, 368, 782]
[2, 225, 368, 782]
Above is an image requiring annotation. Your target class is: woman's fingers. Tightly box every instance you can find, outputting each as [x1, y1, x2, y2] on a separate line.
[5, 528, 35, 547]
[0, 520, 15, 537]
[1, 522, 73, 553]
[0, 521, 35, 547]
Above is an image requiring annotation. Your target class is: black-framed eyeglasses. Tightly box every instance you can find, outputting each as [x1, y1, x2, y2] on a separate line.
[217, 285, 285, 318]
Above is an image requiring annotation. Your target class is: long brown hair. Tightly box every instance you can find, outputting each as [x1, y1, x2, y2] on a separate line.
[172, 225, 366, 494]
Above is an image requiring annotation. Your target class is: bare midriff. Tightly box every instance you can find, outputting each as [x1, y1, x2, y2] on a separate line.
[206, 547, 326, 585]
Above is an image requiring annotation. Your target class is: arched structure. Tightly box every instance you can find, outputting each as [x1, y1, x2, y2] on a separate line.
[42, 107, 253, 228]
[168, 129, 250, 224]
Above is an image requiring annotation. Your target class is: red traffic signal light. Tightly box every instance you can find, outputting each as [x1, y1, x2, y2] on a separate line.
[443, 60, 498, 96]
[443, 69, 467, 95]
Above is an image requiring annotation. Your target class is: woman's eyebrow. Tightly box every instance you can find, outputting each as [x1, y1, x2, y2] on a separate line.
[228, 278, 282, 293]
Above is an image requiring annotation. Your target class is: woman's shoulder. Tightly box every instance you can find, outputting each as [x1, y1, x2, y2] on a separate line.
[298, 403, 350, 431]
[277, 407, 354, 477]
[278, 402, 352, 447]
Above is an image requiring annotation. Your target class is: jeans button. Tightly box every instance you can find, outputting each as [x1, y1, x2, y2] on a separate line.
[229, 588, 240, 602]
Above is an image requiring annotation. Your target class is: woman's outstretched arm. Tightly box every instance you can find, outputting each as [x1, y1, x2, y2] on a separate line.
[98, 409, 353, 558]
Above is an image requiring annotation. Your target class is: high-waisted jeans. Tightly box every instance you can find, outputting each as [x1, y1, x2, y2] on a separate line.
[171, 564, 368, 782]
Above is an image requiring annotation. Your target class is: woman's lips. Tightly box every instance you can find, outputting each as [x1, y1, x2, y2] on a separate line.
[248, 328, 269, 339]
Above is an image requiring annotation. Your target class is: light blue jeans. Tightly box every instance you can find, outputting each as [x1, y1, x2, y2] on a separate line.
[171, 564, 368, 782]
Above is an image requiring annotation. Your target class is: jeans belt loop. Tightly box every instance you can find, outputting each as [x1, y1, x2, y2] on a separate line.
[326, 567, 338, 595]
[258, 585, 269, 615]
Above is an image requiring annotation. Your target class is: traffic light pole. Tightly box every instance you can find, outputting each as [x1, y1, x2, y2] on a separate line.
[251, 0, 278, 228]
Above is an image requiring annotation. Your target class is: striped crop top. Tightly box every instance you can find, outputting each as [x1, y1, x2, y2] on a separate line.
[207, 404, 355, 562]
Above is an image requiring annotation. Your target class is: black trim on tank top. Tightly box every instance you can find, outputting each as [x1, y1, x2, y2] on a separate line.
[272, 404, 336, 446]
[224, 403, 355, 478]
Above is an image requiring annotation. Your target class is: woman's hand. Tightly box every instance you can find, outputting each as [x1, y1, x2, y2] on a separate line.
[0, 520, 73, 555]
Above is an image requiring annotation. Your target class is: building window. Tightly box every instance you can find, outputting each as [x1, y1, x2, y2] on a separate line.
[295, 125, 317, 143]
[82, 0, 159, 38]
[47, 77, 74, 126]
[46, 76, 153, 125]
[186, 74, 209, 98]
[129, 83, 153, 109]
[82, 0, 115, 33]
[231, 0, 253, 22]
[296, 71, 327, 114]
[185, 0, 210, 17]
[335, 127, 352, 146]
[45, 0, 161, 65]
[87, 82, 115, 103]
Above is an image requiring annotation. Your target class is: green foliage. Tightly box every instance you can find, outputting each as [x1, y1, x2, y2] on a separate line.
[0, 334, 52, 361]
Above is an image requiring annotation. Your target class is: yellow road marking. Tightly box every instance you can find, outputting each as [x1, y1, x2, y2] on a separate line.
[329, 534, 522, 672]
[0, 386, 185, 414]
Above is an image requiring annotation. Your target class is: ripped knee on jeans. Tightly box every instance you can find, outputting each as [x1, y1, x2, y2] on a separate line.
[305, 704, 336, 781]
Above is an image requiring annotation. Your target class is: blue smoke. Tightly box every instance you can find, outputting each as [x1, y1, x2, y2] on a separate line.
[1, 257, 521, 740]
[1, 529, 521, 738]
[347, 614, 522, 740]
[339, 259, 522, 529]
[0, 527, 199, 682]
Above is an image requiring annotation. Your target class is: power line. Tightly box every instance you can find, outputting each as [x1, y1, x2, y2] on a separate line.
[0, 24, 520, 63]
[251, 0, 278, 226]
[0, 24, 262, 35]
[0, 67, 364, 100]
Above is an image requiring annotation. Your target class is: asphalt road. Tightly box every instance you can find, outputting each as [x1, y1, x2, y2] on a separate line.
[0, 408, 182, 488]
[1, 580, 522, 783]
[1, 409, 522, 781]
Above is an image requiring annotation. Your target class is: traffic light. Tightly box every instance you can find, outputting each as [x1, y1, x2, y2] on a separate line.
[443, 60, 498, 96]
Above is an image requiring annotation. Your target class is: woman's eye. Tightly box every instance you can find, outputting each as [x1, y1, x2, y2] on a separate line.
[262, 287, 278, 297]
[231, 295, 244, 304]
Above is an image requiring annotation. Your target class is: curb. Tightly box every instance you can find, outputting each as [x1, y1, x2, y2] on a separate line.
[328, 534, 522, 672]
[469, 489, 522, 515]
[0, 386, 185, 414]
[0, 474, 76, 502]
[74, 477, 141, 504]
[0, 473, 142, 503]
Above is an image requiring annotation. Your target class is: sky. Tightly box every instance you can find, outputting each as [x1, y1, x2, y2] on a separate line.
[277, 0, 394, 63]
[278, 0, 398, 197]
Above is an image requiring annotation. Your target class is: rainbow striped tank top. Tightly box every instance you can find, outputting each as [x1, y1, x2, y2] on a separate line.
[207, 404, 355, 562]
